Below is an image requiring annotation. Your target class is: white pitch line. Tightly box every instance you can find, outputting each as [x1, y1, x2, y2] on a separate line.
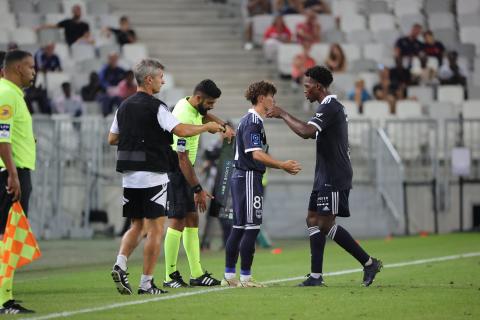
[20, 251, 480, 320]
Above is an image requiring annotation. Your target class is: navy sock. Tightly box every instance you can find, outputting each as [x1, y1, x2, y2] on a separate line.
[308, 226, 326, 274]
[225, 227, 244, 270]
[328, 224, 370, 265]
[239, 229, 260, 273]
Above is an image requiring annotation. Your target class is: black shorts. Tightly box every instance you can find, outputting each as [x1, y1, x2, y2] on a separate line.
[166, 171, 196, 219]
[0, 168, 32, 233]
[308, 185, 350, 217]
[123, 183, 167, 219]
[230, 169, 263, 229]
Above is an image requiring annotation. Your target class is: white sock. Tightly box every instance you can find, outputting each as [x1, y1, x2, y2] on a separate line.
[140, 274, 153, 290]
[115, 255, 127, 271]
[364, 257, 373, 267]
[240, 274, 251, 282]
[224, 272, 236, 280]
[310, 273, 322, 279]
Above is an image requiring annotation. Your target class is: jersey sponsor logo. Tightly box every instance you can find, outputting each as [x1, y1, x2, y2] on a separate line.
[0, 124, 10, 138]
[0, 105, 13, 120]
[315, 113, 323, 122]
[177, 138, 187, 152]
[250, 133, 261, 147]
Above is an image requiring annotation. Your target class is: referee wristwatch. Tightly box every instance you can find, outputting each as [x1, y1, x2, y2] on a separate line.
[192, 184, 203, 194]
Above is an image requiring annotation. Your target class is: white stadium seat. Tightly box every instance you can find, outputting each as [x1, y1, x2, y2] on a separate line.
[369, 13, 396, 31]
[122, 43, 148, 65]
[340, 14, 366, 33]
[277, 43, 302, 75]
[396, 100, 423, 118]
[457, 0, 480, 15]
[363, 100, 391, 124]
[437, 85, 465, 105]
[252, 14, 273, 45]
[11, 28, 38, 45]
[462, 100, 480, 118]
[428, 12, 455, 30]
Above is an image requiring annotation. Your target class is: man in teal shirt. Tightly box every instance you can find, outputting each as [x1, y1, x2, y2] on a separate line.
[164, 79, 235, 288]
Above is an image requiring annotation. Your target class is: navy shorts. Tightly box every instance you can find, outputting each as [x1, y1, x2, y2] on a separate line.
[230, 169, 263, 229]
[123, 183, 167, 219]
[308, 185, 351, 217]
[166, 171, 196, 219]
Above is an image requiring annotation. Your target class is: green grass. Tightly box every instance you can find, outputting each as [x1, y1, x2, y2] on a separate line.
[8, 233, 480, 319]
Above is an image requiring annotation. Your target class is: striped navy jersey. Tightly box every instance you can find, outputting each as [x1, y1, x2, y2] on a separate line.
[233, 109, 267, 174]
[307, 95, 353, 190]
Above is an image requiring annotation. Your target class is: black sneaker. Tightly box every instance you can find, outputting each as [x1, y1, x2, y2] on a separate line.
[298, 274, 326, 287]
[190, 271, 221, 286]
[363, 258, 383, 287]
[138, 279, 168, 295]
[0, 300, 34, 314]
[111, 264, 133, 295]
[163, 271, 190, 288]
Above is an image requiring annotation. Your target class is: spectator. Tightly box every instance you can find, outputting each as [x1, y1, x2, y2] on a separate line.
[395, 23, 424, 67]
[243, 0, 272, 50]
[348, 79, 371, 110]
[373, 67, 397, 113]
[7, 42, 18, 51]
[411, 51, 438, 86]
[275, 0, 303, 14]
[438, 51, 467, 86]
[34, 43, 62, 72]
[99, 52, 126, 88]
[325, 43, 346, 72]
[53, 82, 83, 117]
[303, 0, 331, 14]
[296, 8, 321, 45]
[291, 41, 315, 89]
[422, 30, 445, 66]
[36, 5, 93, 46]
[103, 16, 137, 46]
[389, 57, 411, 99]
[111, 70, 137, 100]
[263, 14, 292, 62]
[81, 72, 106, 101]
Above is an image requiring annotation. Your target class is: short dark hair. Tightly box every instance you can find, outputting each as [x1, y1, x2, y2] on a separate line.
[194, 79, 221, 99]
[0, 51, 6, 71]
[305, 66, 333, 88]
[4, 50, 32, 68]
[244, 80, 277, 105]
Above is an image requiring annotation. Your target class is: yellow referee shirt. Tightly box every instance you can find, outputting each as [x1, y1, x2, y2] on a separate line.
[0, 78, 36, 170]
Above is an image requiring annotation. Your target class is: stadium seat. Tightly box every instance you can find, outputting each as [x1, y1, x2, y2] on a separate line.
[432, 28, 458, 48]
[394, 0, 423, 17]
[374, 29, 400, 46]
[17, 13, 43, 28]
[339, 14, 366, 33]
[456, 0, 480, 15]
[98, 44, 121, 61]
[38, 0, 62, 14]
[428, 12, 455, 30]
[331, 73, 355, 97]
[277, 43, 302, 75]
[310, 43, 329, 62]
[396, 100, 423, 118]
[71, 72, 90, 93]
[363, 0, 390, 14]
[75, 58, 103, 74]
[437, 85, 465, 105]
[38, 29, 63, 45]
[62, 0, 87, 15]
[97, 14, 120, 29]
[123, 43, 148, 65]
[462, 100, 480, 118]
[45, 13, 68, 25]
[342, 100, 361, 119]
[398, 14, 425, 35]
[457, 14, 480, 28]
[460, 26, 480, 48]
[36, 72, 72, 97]
[252, 14, 272, 45]
[86, 1, 110, 15]
[0, 0, 9, 14]
[363, 43, 391, 63]
[456, 43, 476, 64]
[427, 101, 458, 160]
[363, 100, 391, 124]
[425, 0, 452, 13]
[349, 59, 377, 73]
[11, 28, 38, 45]
[284, 14, 304, 37]
[340, 43, 361, 62]
[54, 42, 70, 62]
[0, 13, 16, 31]
[322, 29, 345, 43]
[357, 72, 379, 92]
[71, 43, 96, 62]
[0, 33, 9, 43]
[346, 30, 373, 45]
[332, 0, 360, 16]
[369, 13, 396, 31]
[317, 14, 335, 31]
[11, 0, 35, 13]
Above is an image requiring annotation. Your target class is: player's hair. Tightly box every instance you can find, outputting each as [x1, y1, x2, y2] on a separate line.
[194, 79, 221, 99]
[244, 80, 277, 105]
[4, 50, 32, 68]
[305, 66, 333, 88]
[133, 58, 164, 86]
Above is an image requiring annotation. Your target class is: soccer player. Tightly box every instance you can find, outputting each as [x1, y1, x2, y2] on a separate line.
[164, 79, 235, 288]
[109, 59, 224, 295]
[222, 81, 301, 288]
[266, 66, 382, 287]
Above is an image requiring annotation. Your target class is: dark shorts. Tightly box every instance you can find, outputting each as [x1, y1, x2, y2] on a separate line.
[0, 168, 32, 233]
[231, 169, 263, 229]
[166, 171, 196, 219]
[123, 183, 167, 219]
[308, 185, 350, 217]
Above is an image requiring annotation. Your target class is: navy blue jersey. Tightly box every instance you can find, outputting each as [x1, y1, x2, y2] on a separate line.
[233, 109, 268, 174]
[307, 95, 353, 190]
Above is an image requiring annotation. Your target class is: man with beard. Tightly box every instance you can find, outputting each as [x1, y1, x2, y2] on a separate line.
[163, 79, 235, 288]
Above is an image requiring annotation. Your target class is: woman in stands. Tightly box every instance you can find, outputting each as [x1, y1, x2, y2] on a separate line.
[325, 43, 346, 72]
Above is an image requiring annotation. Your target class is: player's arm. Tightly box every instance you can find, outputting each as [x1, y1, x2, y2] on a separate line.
[252, 150, 301, 175]
[266, 106, 316, 139]
[202, 113, 234, 142]
[108, 132, 119, 145]
[172, 122, 223, 137]
[0, 102, 20, 201]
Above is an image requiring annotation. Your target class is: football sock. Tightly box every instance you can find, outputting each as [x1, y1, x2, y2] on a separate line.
[225, 227, 244, 270]
[183, 227, 203, 278]
[240, 272, 251, 282]
[140, 274, 153, 290]
[364, 257, 373, 266]
[115, 254, 127, 271]
[164, 227, 182, 281]
[328, 225, 370, 265]
[239, 229, 260, 274]
[308, 226, 326, 274]
[224, 272, 236, 280]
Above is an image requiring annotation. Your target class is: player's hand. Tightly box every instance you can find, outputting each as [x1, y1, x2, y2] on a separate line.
[7, 173, 21, 202]
[194, 190, 214, 213]
[222, 124, 235, 143]
[281, 160, 302, 175]
[266, 105, 285, 119]
[205, 122, 224, 134]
